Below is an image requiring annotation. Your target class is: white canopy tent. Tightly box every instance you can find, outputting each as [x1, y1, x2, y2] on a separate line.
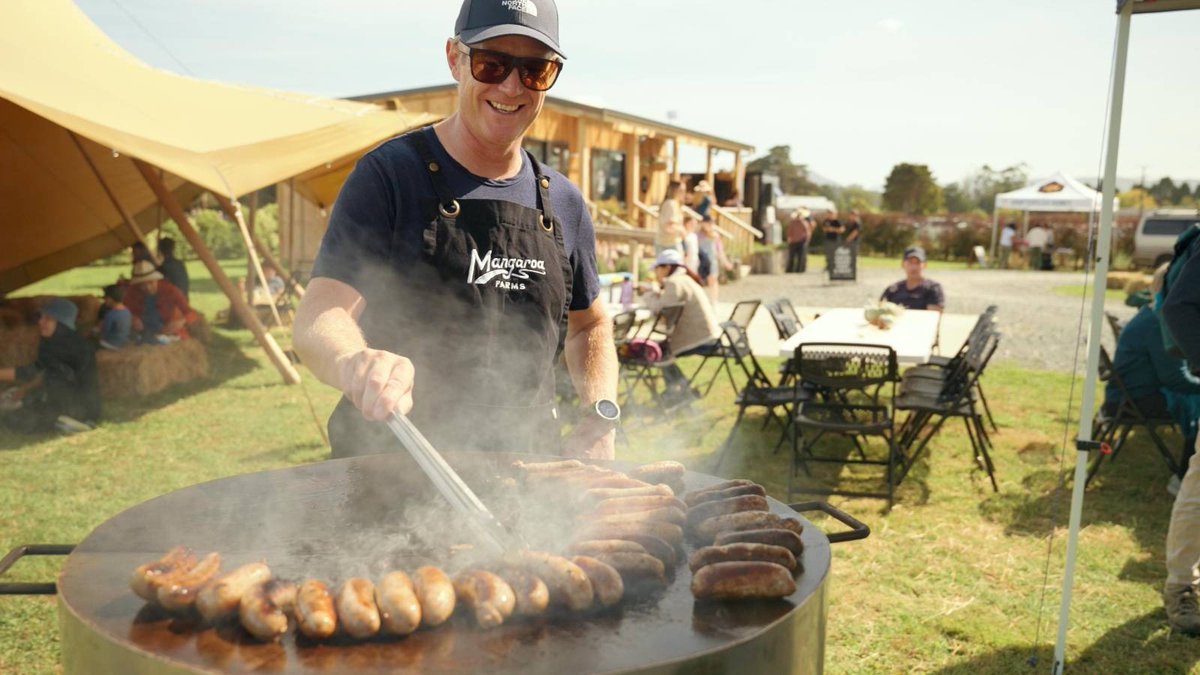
[988, 172, 1119, 256]
[1056, 1, 1200, 673]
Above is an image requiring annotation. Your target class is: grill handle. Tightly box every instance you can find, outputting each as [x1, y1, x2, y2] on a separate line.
[788, 502, 870, 544]
[0, 544, 74, 595]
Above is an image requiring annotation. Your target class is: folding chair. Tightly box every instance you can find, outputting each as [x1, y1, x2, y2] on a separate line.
[903, 305, 999, 430]
[1086, 346, 1182, 485]
[766, 299, 803, 385]
[617, 304, 685, 409]
[687, 300, 761, 397]
[1104, 312, 1124, 344]
[894, 329, 1002, 493]
[789, 343, 902, 505]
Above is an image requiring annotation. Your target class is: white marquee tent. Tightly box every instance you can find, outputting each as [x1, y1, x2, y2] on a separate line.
[989, 172, 1119, 255]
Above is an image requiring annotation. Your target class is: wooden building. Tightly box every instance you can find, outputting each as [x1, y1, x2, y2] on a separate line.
[279, 84, 759, 279]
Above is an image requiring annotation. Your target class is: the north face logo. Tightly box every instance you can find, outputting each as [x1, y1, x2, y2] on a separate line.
[501, 0, 538, 17]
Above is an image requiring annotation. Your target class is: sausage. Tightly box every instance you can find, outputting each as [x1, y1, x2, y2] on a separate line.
[590, 495, 688, 516]
[691, 561, 796, 600]
[375, 571, 422, 636]
[130, 546, 196, 602]
[567, 539, 647, 557]
[157, 552, 222, 612]
[196, 562, 271, 622]
[519, 551, 594, 612]
[685, 495, 769, 530]
[606, 534, 677, 569]
[629, 461, 686, 491]
[513, 459, 584, 473]
[688, 543, 798, 574]
[576, 521, 685, 549]
[693, 512, 803, 543]
[491, 566, 549, 617]
[337, 578, 381, 639]
[683, 480, 757, 506]
[412, 566, 457, 628]
[295, 580, 338, 640]
[578, 506, 687, 527]
[453, 570, 516, 629]
[683, 483, 767, 508]
[526, 466, 618, 485]
[713, 528, 805, 558]
[591, 552, 667, 589]
[239, 580, 291, 642]
[579, 484, 675, 507]
[570, 556, 624, 608]
[586, 476, 655, 490]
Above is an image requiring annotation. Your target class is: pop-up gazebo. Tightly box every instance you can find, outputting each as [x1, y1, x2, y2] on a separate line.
[988, 172, 1119, 256]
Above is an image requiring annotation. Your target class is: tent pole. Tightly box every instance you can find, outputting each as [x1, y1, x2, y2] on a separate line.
[215, 194, 283, 328]
[134, 159, 301, 386]
[1054, 2, 1132, 673]
[990, 205, 1000, 259]
[67, 132, 155, 257]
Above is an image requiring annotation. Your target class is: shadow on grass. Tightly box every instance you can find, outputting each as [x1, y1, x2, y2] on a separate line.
[0, 329, 258, 452]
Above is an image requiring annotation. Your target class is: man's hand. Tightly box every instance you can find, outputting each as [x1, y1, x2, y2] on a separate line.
[336, 348, 415, 421]
[563, 416, 616, 459]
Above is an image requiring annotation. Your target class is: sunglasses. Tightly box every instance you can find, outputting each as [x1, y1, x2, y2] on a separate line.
[456, 44, 563, 92]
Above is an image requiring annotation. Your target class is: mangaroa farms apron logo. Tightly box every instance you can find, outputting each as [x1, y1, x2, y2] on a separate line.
[501, 0, 538, 17]
[468, 249, 547, 290]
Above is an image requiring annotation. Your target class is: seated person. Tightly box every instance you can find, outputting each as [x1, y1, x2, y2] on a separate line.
[260, 265, 286, 301]
[97, 284, 132, 350]
[1104, 264, 1200, 484]
[881, 246, 945, 311]
[639, 249, 723, 404]
[124, 260, 197, 343]
[0, 298, 100, 434]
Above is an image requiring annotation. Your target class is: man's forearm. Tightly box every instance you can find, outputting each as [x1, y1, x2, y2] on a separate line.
[293, 302, 368, 392]
[565, 310, 618, 407]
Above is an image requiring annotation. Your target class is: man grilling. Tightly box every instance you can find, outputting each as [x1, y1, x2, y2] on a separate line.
[294, 0, 619, 460]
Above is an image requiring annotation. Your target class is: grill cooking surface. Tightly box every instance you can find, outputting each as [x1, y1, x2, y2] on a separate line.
[59, 452, 831, 674]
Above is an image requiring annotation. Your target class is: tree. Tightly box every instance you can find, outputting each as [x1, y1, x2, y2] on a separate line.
[1118, 187, 1157, 210]
[882, 163, 943, 215]
[745, 145, 821, 195]
[942, 183, 974, 213]
[963, 164, 1028, 213]
[1149, 177, 1177, 206]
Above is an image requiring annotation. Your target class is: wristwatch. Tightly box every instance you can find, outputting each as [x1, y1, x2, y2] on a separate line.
[587, 399, 621, 427]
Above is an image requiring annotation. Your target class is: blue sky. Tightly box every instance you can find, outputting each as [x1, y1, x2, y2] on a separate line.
[75, 0, 1200, 190]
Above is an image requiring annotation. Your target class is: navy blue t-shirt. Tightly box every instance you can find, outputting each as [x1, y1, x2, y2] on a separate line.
[881, 278, 945, 310]
[312, 127, 599, 312]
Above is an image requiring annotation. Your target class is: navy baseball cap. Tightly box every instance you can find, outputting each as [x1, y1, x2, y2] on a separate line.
[455, 0, 565, 59]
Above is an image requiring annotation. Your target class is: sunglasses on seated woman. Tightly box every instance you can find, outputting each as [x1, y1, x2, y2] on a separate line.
[456, 43, 563, 92]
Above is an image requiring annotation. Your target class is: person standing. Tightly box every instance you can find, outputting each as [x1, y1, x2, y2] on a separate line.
[157, 237, 190, 300]
[821, 209, 844, 242]
[692, 180, 714, 224]
[1026, 223, 1049, 271]
[785, 209, 812, 273]
[1159, 230, 1200, 635]
[293, 0, 618, 460]
[656, 180, 685, 255]
[697, 219, 734, 304]
[844, 210, 863, 244]
[999, 222, 1016, 269]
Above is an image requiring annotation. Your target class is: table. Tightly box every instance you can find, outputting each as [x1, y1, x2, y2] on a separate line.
[778, 307, 941, 365]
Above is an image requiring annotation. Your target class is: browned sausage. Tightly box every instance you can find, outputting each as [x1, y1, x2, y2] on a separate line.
[607, 533, 677, 569]
[513, 459, 584, 473]
[376, 571, 421, 636]
[713, 528, 805, 558]
[567, 539, 647, 557]
[130, 546, 196, 602]
[579, 484, 675, 507]
[157, 552, 222, 612]
[579, 506, 687, 527]
[576, 521, 685, 549]
[412, 566, 456, 628]
[571, 556, 624, 608]
[694, 512, 803, 543]
[491, 566, 549, 617]
[691, 561, 796, 600]
[683, 480, 757, 504]
[453, 570, 516, 629]
[591, 552, 667, 588]
[239, 581, 290, 642]
[337, 578, 381, 639]
[196, 562, 271, 622]
[295, 580, 338, 640]
[590, 495, 688, 516]
[519, 551, 594, 611]
[688, 544, 798, 574]
[629, 461, 686, 484]
[686, 495, 769, 530]
[684, 483, 767, 508]
[585, 476, 655, 490]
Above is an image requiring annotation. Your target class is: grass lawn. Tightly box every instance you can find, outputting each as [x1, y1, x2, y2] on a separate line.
[3, 262, 1200, 673]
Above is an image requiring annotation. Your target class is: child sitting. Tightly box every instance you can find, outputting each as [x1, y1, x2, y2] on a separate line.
[98, 284, 132, 350]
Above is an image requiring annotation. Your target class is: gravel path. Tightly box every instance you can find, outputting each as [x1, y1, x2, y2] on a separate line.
[717, 267, 1138, 373]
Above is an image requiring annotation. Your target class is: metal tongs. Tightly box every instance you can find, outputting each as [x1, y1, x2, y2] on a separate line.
[387, 411, 523, 556]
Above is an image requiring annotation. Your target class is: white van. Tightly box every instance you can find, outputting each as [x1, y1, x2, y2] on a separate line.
[1133, 209, 1200, 269]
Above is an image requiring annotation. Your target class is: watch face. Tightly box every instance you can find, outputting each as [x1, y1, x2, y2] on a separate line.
[596, 399, 620, 420]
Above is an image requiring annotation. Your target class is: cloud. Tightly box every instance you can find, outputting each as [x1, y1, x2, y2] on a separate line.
[878, 18, 904, 33]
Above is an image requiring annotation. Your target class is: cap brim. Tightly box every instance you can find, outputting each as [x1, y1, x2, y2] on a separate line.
[459, 24, 566, 59]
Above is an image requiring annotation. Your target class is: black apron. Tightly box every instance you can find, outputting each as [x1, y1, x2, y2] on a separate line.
[329, 129, 573, 459]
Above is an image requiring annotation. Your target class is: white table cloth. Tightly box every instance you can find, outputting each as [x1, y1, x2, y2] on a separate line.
[778, 308, 941, 365]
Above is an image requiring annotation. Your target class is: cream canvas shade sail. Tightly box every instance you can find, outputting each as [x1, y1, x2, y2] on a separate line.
[0, 0, 435, 294]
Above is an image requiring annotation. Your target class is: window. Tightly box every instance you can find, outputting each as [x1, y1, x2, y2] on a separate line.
[591, 150, 626, 207]
[522, 138, 570, 175]
[1142, 218, 1197, 237]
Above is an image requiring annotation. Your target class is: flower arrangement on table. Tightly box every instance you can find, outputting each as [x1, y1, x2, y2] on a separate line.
[864, 300, 904, 330]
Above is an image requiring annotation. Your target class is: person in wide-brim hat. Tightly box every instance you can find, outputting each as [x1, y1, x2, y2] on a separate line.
[124, 260, 194, 341]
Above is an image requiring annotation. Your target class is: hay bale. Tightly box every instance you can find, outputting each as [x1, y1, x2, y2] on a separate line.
[0, 326, 39, 369]
[3, 294, 101, 329]
[0, 307, 25, 329]
[1106, 271, 1147, 291]
[96, 339, 209, 398]
[1124, 276, 1152, 295]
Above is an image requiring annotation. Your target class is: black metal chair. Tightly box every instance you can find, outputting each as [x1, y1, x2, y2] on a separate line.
[617, 304, 685, 409]
[688, 299, 761, 397]
[902, 306, 999, 430]
[767, 299, 804, 385]
[893, 329, 1002, 493]
[1104, 312, 1124, 344]
[789, 343, 902, 505]
[1087, 346, 1182, 485]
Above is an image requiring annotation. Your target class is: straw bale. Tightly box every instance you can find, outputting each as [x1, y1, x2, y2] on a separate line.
[1106, 271, 1145, 291]
[96, 339, 209, 398]
[1123, 276, 1152, 295]
[2, 294, 101, 330]
[0, 326, 39, 369]
[0, 307, 25, 329]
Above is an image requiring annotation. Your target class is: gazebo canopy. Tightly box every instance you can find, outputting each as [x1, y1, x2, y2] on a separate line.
[994, 172, 1118, 213]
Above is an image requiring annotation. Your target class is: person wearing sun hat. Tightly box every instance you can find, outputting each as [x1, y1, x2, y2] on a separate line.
[124, 259, 194, 343]
[0, 297, 100, 434]
[295, 0, 617, 461]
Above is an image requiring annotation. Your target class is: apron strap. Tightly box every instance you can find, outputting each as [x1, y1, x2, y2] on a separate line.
[526, 149, 557, 234]
[411, 129, 458, 256]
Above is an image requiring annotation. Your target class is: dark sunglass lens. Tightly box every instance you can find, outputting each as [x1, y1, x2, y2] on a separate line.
[520, 59, 560, 91]
[471, 50, 512, 83]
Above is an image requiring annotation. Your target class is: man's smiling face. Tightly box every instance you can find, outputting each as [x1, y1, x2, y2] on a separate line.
[449, 35, 554, 151]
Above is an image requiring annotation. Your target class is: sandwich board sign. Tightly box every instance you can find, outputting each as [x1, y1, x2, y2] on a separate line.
[826, 241, 858, 281]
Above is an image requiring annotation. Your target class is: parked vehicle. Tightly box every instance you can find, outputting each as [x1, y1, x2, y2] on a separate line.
[1133, 209, 1200, 268]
